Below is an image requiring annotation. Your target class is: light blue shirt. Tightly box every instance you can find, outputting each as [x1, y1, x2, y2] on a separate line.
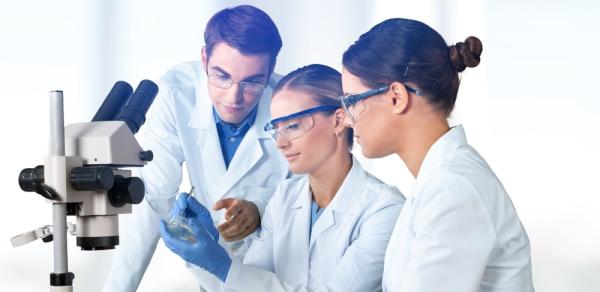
[212, 106, 258, 168]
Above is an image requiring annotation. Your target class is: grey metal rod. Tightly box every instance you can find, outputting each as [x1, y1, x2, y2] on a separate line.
[52, 204, 68, 273]
[50, 91, 65, 156]
[49, 90, 68, 273]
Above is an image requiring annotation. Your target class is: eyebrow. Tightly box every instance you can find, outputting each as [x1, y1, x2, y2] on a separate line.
[210, 66, 230, 78]
[210, 66, 267, 82]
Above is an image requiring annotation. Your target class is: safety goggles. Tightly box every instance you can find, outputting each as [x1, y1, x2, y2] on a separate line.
[264, 105, 340, 141]
[339, 84, 422, 124]
[207, 74, 266, 96]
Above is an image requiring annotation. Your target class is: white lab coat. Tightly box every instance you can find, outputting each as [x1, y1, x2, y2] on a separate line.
[102, 61, 289, 292]
[382, 125, 534, 292]
[216, 157, 405, 292]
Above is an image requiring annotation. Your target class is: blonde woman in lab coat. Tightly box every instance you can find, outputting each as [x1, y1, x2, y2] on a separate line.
[160, 64, 405, 291]
[338, 18, 535, 292]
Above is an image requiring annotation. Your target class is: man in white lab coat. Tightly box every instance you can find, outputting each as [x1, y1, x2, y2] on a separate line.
[102, 5, 289, 292]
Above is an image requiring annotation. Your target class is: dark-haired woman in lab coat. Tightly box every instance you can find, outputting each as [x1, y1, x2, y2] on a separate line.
[339, 18, 535, 292]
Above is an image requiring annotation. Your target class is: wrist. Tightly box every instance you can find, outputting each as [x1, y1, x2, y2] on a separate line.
[216, 256, 232, 282]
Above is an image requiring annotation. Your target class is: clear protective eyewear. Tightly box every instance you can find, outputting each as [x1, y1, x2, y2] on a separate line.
[264, 105, 340, 142]
[339, 84, 422, 123]
[208, 74, 266, 96]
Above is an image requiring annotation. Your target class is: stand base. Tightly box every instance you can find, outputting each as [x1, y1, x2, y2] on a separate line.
[50, 272, 74, 292]
[50, 285, 73, 292]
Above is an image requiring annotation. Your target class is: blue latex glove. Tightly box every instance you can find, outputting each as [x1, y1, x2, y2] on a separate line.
[160, 194, 232, 282]
[170, 192, 218, 240]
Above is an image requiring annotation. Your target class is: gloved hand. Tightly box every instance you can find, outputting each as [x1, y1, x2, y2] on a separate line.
[160, 194, 232, 282]
[170, 192, 218, 240]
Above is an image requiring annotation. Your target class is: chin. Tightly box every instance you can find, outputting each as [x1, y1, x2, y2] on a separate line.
[360, 144, 387, 159]
[219, 112, 244, 124]
[288, 161, 310, 175]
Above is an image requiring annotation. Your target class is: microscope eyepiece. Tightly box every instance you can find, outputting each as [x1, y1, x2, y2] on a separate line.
[116, 80, 159, 134]
[92, 81, 133, 122]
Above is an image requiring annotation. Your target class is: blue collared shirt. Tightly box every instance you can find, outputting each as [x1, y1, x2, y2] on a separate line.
[212, 106, 258, 168]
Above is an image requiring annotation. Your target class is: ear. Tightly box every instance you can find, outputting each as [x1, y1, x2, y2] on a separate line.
[388, 81, 411, 115]
[332, 108, 347, 135]
[201, 46, 208, 70]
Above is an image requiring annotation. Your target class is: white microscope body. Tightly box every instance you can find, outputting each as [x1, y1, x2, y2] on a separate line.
[13, 80, 158, 291]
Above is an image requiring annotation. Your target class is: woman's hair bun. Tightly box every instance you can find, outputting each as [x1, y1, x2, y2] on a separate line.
[448, 36, 482, 72]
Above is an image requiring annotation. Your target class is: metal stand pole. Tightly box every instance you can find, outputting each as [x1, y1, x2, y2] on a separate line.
[49, 91, 73, 292]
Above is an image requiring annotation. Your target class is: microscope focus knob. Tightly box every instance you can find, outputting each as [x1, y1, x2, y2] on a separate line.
[108, 176, 145, 207]
[70, 166, 115, 191]
[18, 165, 45, 192]
[139, 150, 153, 162]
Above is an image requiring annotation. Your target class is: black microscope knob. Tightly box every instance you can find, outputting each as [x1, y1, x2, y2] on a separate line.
[139, 150, 153, 162]
[70, 166, 115, 191]
[108, 176, 145, 207]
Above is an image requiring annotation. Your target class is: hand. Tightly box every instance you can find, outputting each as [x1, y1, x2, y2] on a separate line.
[171, 193, 218, 240]
[213, 198, 260, 242]
[160, 196, 231, 282]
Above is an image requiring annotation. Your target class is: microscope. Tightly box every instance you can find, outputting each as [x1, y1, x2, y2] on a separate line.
[11, 80, 158, 291]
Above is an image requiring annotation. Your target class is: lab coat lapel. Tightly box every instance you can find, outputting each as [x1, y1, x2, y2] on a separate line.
[217, 130, 263, 197]
[217, 86, 273, 197]
[289, 178, 312, 280]
[308, 208, 335, 252]
[199, 123, 228, 196]
[309, 157, 365, 251]
[188, 80, 227, 197]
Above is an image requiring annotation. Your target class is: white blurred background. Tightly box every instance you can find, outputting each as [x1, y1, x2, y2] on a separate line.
[1, 0, 598, 291]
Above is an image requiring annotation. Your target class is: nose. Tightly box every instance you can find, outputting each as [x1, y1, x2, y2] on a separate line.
[224, 83, 243, 105]
[276, 134, 290, 149]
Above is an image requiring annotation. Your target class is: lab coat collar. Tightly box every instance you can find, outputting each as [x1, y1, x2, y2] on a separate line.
[249, 83, 273, 140]
[290, 156, 366, 215]
[325, 156, 367, 215]
[187, 67, 212, 129]
[289, 156, 368, 249]
[414, 125, 468, 192]
[291, 177, 311, 209]
[309, 156, 367, 249]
